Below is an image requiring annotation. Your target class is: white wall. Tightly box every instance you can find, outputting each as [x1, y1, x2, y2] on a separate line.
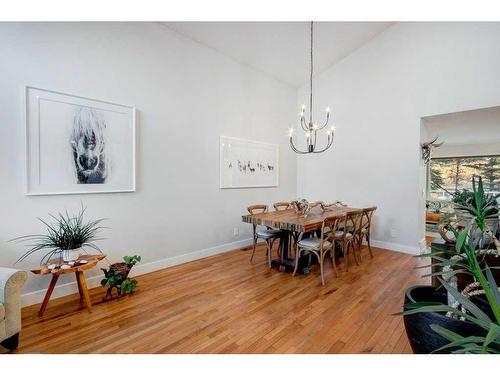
[297, 22, 500, 253]
[432, 142, 500, 158]
[0, 22, 297, 304]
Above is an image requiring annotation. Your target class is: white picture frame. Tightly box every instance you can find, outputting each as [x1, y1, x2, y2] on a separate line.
[25, 86, 136, 195]
[219, 136, 279, 189]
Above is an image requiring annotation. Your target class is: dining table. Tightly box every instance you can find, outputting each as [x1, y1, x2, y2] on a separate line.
[242, 205, 360, 272]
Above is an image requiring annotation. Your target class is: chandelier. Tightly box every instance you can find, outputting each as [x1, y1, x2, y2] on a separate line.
[289, 21, 334, 154]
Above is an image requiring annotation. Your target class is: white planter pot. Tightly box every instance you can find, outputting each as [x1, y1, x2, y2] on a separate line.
[61, 248, 82, 262]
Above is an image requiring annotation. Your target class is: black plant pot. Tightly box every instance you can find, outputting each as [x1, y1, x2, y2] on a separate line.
[403, 285, 488, 354]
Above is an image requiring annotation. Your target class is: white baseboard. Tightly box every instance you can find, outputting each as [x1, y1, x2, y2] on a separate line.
[369, 239, 419, 255]
[21, 237, 253, 307]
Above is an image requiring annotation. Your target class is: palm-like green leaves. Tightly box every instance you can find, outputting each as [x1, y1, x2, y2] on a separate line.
[400, 175, 500, 353]
[11, 206, 105, 264]
[454, 175, 499, 230]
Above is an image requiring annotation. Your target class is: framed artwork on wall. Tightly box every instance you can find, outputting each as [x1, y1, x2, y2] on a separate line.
[220, 136, 279, 189]
[25, 86, 136, 195]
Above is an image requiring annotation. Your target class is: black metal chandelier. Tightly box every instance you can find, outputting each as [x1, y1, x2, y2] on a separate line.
[289, 21, 334, 154]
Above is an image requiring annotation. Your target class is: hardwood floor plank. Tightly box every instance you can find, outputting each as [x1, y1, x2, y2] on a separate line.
[13, 244, 425, 354]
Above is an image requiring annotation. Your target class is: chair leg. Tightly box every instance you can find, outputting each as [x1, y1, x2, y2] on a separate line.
[343, 241, 349, 272]
[267, 240, 272, 269]
[250, 236, 257, 263]
[367, 233, 374, 258]
[356, 236, 363, 263]
[330, 247, 338, 277]
[351, 241, 360, 266]
[356, 247, 362, 264]
[292, 246, 301, 277]
[319, 252, 325, 286]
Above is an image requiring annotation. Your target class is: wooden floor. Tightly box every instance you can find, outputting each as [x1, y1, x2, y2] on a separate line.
[13, 243, 427, 354]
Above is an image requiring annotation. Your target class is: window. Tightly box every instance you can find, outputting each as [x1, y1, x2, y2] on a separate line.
[429, 155, 500, 200]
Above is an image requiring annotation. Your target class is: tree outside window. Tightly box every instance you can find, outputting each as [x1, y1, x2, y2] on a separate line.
[429, 155, 500, 200]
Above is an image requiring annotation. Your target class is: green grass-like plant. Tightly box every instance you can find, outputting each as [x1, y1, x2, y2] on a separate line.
[11, 206, 105, 265]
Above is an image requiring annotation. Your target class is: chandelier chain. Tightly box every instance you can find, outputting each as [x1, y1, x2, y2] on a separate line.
[309, 21, 313, 124]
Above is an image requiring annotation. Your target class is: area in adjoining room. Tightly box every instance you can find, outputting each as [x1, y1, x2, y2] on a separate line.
[0, 20, 499, 357]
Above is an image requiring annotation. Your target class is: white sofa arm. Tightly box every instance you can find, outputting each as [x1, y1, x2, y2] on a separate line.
[0, 268, 28, 338]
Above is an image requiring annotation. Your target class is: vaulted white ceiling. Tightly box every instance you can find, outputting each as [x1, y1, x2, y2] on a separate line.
[162, 22, 393, 87]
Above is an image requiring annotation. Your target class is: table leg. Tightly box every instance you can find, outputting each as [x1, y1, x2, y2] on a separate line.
[38, 274, 59, 317]
[278, 233, 290, 272]
[75, 271, 92, 313]
[76, 272, 84, 302]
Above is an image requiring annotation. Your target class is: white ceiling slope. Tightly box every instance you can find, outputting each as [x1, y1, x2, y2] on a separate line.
[163, 22, 393, 87]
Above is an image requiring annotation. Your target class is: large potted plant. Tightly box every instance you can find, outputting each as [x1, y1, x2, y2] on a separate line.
[12, 206, 105, 264]
[400, 176, 500, 353]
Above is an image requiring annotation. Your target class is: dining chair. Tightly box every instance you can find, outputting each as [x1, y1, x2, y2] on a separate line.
[247, 204, 282, 268]
[293, 215, 344, 286]
[330, 201, 348, 230]
[357, 206, 377, 259]
[334, 209, 363, 271]
[273, 201, 291, 211]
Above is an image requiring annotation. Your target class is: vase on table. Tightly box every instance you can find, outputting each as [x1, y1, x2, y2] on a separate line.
[61, 248, 82, 262]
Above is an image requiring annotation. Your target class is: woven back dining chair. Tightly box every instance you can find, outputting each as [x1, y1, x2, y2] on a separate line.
[334, 209, 363, 271]
[247, 204, 282, 268]
[293, 214, 344, 286]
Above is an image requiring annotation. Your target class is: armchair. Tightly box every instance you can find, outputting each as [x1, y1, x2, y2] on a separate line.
[0, 267, 27, 351]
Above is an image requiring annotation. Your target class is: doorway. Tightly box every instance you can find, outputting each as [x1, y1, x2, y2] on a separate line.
[420, 106, 500, 246]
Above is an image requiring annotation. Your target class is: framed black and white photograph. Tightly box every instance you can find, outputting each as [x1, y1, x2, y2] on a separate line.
[220, 136, 279, 189]
[25, 86, 136, 195]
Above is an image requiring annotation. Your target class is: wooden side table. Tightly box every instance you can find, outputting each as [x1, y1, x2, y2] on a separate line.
[31, 254, 106, 317]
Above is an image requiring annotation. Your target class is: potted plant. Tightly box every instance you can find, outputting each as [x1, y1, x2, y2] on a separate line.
[12, 206, 105, 264]
[402, 228, 499, 353]
[400, 176, 500, 353]
[101, 255, 141, 300]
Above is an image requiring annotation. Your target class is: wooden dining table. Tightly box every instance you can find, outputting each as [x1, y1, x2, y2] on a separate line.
[242, 206, 359, 272]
